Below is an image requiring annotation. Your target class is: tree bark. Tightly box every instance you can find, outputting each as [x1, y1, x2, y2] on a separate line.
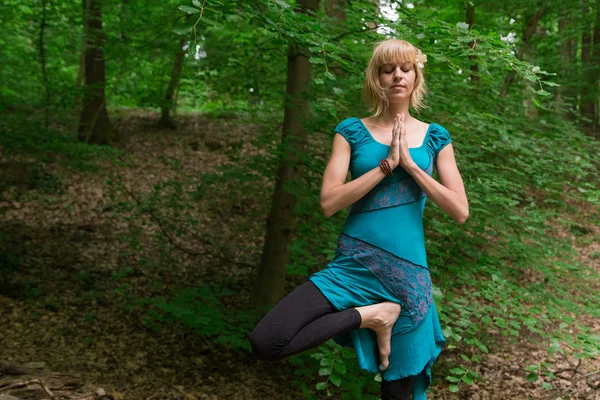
[78, 0, 120, 145]
[500, 4, 546, 98]
[592, 0, 600, 134]
[466, 1, 479, 85]
[325, 0, 347, 79]
[325, 0, 346, 20]
[158, 37, 186, 130]
[39, 0, 50, 127]
[581, 0, 600, 135]
[581, 20, 594, 125]
[72, 0, 87, 138]
[554, 10, 578, 120]
[252, 0, 319, 309]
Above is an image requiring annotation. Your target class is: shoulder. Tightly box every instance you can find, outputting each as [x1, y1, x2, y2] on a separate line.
[334, 117, 361, 134]
[426, 123, 452, 156]
[333, 117, 365, 146]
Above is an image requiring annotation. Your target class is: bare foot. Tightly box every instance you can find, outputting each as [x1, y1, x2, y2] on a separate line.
[355, 302, 401, 371]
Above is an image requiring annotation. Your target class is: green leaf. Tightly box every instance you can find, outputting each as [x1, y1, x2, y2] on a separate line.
[192, 0, 201, 6]
[333, 360, 347, 375]
[449, 385, 459, 393]
[324, 71, 335, 80]
[320, 358, 332, 367]
[319, 367, 330, 376]
[463, 375, 474, 385]
[309, 57, 325, 64]
[316, 382, 327, 390]
[374, 373, 382, 382]
[274, 0, 291, 8]
[525, 365, 538, 372]
[172, 26, 193, 35]
[446, 376, 460, 383]
[450, 367, 466, 375]
[526, 373, 539, 383]
[476, 342, 489, 353]
[542, 381, 552, 390]
[178, 5, 200, 14]
[330, 374, 342, 387]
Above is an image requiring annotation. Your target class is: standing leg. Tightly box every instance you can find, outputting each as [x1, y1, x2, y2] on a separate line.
[249, 280, 362, 361]
[381, 376, 414, 400]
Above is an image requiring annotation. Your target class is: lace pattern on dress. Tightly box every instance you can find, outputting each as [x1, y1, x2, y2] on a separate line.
[350, 155, 434, 215]
[337, 233, 433, 326]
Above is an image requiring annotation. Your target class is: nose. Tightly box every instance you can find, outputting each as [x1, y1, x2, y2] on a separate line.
[393, 67, 405, 80]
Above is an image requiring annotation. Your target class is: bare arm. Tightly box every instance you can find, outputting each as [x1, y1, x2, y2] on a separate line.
[320, 133, 389, 218]
[405, 143, 469, 223]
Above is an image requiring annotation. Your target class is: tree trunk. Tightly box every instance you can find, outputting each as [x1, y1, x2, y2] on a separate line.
[581, 0, 600, 135]
[592, 0, 600, 134]
[78, 0, 120, 145]
[500, 4, 546, 98]
[555, 11, 578, 119]
[159, 37, 186, 130]
[466, 1, 479, 86]
[39, 0, 50, 127]
[581, 21, 594, 125]
[72, 0, 87, 138]
[325, 0, 347, 79]
[325, 0, 346, 20]
[252, 0, 319, 310]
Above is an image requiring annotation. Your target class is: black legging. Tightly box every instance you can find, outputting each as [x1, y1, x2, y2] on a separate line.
[249, 280, 414, 400]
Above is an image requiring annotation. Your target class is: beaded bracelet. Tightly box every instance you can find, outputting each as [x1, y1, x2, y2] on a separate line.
[379, 159, 393, 177]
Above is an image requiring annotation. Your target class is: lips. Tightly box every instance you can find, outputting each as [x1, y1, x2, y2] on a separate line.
[392, 85, 406, 89]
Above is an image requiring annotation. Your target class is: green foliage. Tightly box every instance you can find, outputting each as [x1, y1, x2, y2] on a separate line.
[288, 341, 380, 399]
[0, 114, 121, 173]
[141, 284, 256, 350]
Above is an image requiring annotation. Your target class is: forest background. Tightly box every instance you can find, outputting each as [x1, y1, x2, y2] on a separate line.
[1, 0, 600, 399]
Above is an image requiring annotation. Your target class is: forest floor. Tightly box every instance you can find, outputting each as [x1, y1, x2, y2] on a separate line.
[1, 111, 599, 400]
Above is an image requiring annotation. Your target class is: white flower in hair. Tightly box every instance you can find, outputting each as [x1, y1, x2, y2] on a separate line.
[416, 51, 427, 69]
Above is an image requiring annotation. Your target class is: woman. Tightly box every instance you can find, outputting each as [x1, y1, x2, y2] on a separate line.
[250, 39, 468, 400]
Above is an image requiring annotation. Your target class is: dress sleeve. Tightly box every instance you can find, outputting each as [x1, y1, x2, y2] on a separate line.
[429, 124, 452, 157]
[334, 118, 359, 149]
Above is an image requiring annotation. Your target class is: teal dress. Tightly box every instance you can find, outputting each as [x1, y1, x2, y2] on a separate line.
[309, 117, 451, 399]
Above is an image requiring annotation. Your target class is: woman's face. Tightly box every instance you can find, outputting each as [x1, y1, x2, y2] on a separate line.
[379, 60, 416, 103]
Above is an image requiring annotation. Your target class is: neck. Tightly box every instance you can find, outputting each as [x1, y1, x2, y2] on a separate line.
[374, 102, 412, 125]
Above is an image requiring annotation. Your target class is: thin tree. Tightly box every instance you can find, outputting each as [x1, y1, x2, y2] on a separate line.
[39, 0, 50, 127]
[78, 0, 121, 144]
[159, 36, 187, 130]
[580, 0, 599, 135]
[466, 1, 480, 85]
[500, 4, 547, 98]
[252, 0, 320, 309]
[555, 9, 577, 119]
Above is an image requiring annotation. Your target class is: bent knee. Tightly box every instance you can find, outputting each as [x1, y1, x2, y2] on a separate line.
[249, 330, 285, 361]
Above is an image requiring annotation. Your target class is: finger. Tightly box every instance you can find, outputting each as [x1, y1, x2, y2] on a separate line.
[377, 330, 391, 371]
[400, 114, 406, 138]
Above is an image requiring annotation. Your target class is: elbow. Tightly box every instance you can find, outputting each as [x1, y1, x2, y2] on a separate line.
[320, 200, 334, 218]
[455, 207, 469, 224]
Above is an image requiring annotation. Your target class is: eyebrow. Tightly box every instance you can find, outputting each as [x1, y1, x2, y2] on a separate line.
[381, 62, 413, 67]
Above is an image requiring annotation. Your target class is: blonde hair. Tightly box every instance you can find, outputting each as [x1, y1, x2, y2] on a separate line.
[363, 39, 428, 118]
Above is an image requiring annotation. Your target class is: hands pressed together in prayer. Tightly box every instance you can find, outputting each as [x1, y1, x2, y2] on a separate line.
[385, 113, 415, 172]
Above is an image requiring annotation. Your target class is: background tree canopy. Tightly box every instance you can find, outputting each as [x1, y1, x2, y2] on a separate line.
[1, 0, 600, 399]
